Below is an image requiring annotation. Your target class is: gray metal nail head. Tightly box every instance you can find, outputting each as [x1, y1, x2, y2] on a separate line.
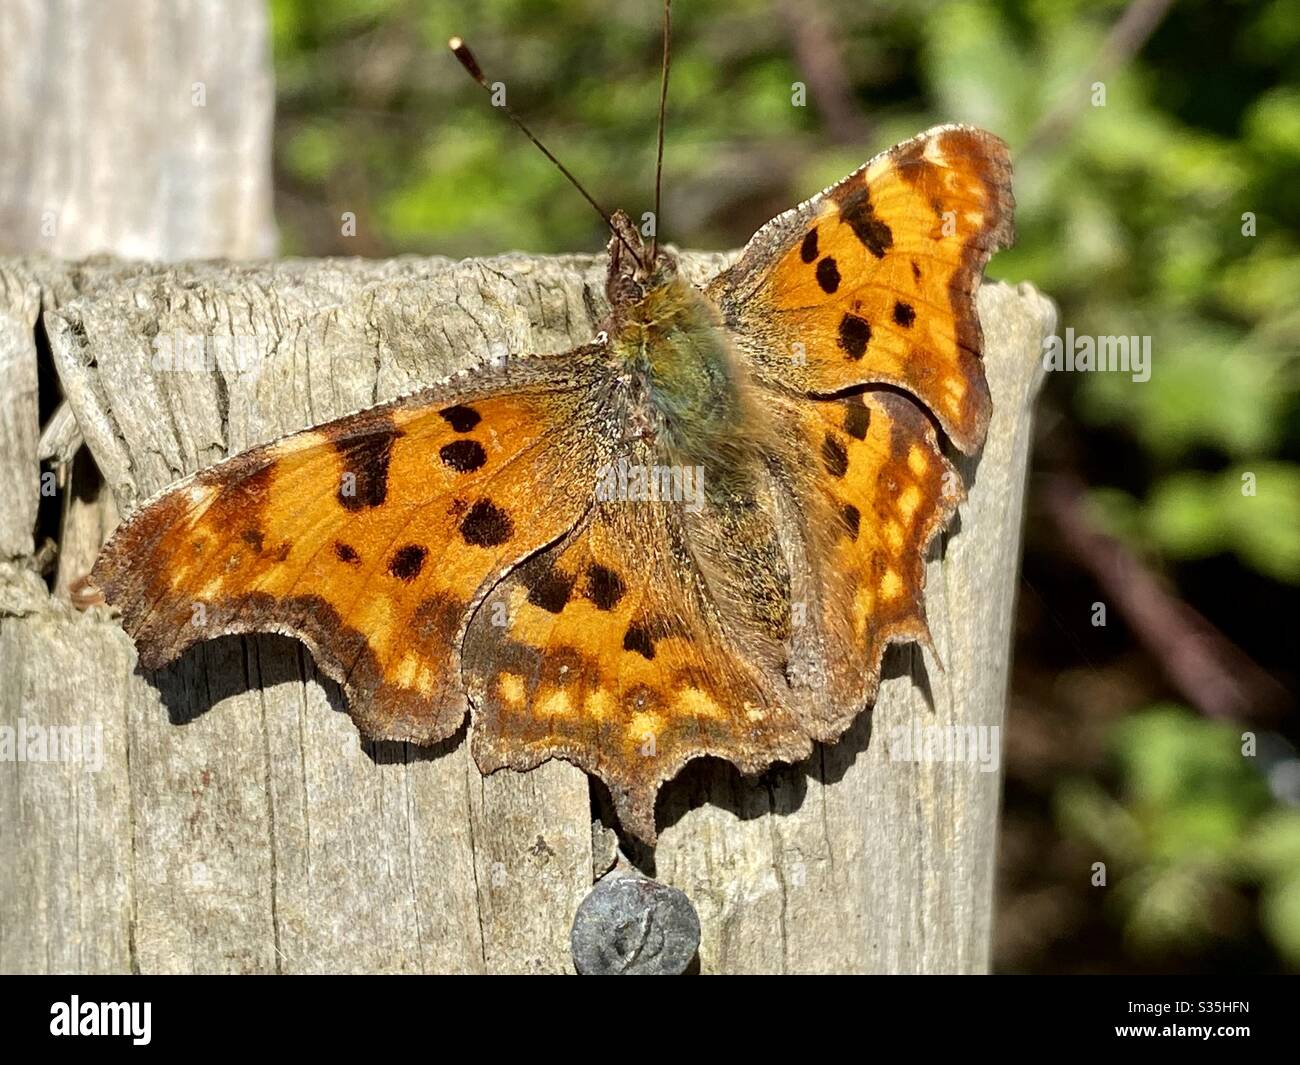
[571, 868, 701, 975]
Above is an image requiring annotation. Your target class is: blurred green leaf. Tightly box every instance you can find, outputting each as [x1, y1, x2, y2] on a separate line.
[1111, 705, 1270, 814]
[1260, 875, 1300, 968]
[1245, 86, 1300, 159]
[1223, 462, 1300, 583]
[1145, 472, 1227, 558]
[1240, 810, 1300, 878]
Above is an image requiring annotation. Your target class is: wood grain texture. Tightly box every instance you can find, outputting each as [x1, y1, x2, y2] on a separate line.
[0, 0, 276, 260]
[1, 252, 1052, 973]
[0, 269, 41, 560]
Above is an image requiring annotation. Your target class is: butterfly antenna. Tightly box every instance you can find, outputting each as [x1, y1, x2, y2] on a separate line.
[448, 36, 644, 269]
[650, 0, 672, 263]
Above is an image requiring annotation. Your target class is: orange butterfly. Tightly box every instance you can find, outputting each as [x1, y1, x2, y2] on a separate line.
[92, 27, 1013, 843]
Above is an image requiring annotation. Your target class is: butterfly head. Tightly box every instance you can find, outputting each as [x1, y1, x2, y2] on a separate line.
[605, 209, 679, 308]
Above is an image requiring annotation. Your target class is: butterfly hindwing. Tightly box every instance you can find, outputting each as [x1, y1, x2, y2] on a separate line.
[708, 124, 1014, 453]
[763, 388, 963, 727]
[93, 349, 613, 745]
[461, 444, 807, 841]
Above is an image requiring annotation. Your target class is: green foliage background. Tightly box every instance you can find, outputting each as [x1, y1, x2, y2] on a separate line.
[270, 0, 1299, 972]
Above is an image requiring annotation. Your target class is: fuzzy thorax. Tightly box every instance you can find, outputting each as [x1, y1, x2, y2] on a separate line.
[610, 275, 769, 490]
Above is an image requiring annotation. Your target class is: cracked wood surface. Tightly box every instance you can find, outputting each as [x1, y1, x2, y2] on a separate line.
[0, 253, 1052, 973]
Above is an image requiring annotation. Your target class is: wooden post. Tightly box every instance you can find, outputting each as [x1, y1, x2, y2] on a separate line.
[1, 250, 1053, 973]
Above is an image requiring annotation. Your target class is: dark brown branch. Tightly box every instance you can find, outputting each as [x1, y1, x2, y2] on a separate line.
[776, 0, 870, 146]
[1021, 0, 1176, 157]
[1041, 474, 1289, 724]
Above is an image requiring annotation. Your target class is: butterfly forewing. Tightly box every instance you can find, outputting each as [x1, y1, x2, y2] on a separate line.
[709, 124, 1014, 453]
[93, 350, 614, 745]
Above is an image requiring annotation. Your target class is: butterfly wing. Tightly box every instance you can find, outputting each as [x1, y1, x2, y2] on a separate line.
[708, 124, 1013, 453]
[461, 439, 807, 841]
[706, 124, 1013, 726]
[765, 389, 964, 731]
[92, 348, 613, 745]
[458, 127, 1013, 837]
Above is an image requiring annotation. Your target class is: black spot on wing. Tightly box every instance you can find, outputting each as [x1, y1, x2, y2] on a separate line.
[841, 503, 861, 540]
[332, 418, 400, 511]
[838, 186, 893, 258]
[334, 541, 361, 565]
[815, 257, 841, 294]
[527, 565, 575, 614]
[439, 439, 487, 473]
[623, 625, 656, 660]
[460, 499, 513, 547]
[821, 434, 848, 478]
[893, 301, 916, 328]
[439, 405, 481, 433]
[843, 396, 871, 440]
[800, 228, 819, 263]
[388, 544, 428, 582]
[838, 314, 871, 360]
[586, 565, 626, 611]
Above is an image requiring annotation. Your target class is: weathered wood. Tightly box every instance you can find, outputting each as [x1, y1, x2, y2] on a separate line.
[0, 251, 1052, 973]
[0, 268, 41, 561]
[0, 0, 276, 260]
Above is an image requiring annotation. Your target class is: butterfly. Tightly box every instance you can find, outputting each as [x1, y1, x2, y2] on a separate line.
[91, 27, 1013, 844]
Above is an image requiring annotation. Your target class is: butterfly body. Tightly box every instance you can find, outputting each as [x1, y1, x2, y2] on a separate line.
[94, 124, 1014, 841]
[606, 262, 765, 499]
